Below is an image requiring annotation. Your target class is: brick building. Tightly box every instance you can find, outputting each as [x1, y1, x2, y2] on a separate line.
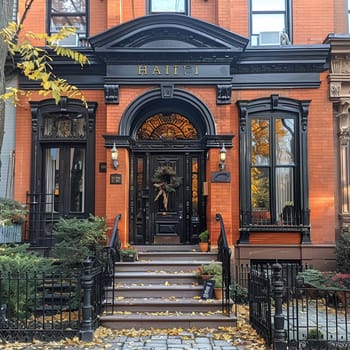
[5, 0, 349, 269]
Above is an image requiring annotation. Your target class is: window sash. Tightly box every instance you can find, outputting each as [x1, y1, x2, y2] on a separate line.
[250, 116, 296, 225]
[250, 0, 290, 45]
[48, 0, 87, 37]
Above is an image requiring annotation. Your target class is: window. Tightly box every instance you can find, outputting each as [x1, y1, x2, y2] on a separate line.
[48, 0, 87, 46]
[237, 95, 310, 231]
[148, 0, 189, 15]
[250, 117, 295, 225]
[29, 98, 97, 244]
[250, 0, 292, 46]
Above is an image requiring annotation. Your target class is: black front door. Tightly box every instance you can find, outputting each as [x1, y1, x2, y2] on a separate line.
[130, 151, 205, 244]
[151, 154, 184, 239]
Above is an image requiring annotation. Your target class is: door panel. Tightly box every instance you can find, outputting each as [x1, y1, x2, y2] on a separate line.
[150, 155, 184, 238]
[43, 146, 86, 217]
[131, 152, 205, 244]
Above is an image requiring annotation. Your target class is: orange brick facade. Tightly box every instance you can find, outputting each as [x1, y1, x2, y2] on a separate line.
[10, 0, 348, 269]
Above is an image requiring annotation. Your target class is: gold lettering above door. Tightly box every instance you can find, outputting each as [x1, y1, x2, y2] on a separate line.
[137, 65, 199, 76]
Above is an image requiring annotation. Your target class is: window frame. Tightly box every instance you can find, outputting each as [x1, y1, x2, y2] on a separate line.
[249, 115, 297, 225]
[237, 95, 311, 239]
[249, 0, 293, 46]
[146, 0, 190, 15]
[47, 0, 89, 42]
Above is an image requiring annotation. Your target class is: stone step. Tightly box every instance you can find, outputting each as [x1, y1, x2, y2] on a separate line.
[113, 271, 199, 284]
[137, 251, 217, 262]
[102, 248, 233, 330]
[105, 284, 203, 298]
[114, 260, 210, 273]
[99, 312, 236, 330]
[103, 297, 227, 313]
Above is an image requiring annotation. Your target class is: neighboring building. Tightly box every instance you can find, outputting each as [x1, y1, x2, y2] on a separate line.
[10, 0, 346, 269]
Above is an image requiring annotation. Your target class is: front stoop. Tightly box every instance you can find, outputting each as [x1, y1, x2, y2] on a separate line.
[99, 246, 236, 330]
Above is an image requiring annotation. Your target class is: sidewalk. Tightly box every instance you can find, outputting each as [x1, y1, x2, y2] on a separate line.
[0, 326, 266, 350]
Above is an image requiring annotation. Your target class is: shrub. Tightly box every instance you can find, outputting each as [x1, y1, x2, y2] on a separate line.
[296, 269, 326, 288]
[0, 244, 55, 318]
[52, 215, 107, 269]
[230, 281, 248, 304]
[307, 328, 324, 340]
[336, 234, 350, 273]
[0, 198, 27, 225]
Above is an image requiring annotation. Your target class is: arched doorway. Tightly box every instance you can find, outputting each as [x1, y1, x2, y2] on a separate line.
[121, 89, 215, 245]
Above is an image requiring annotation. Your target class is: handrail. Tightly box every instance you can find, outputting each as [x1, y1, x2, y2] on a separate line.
[215, 213, 232, 317]
[102, 214, 122, 283]
[109, 214, 122, 262]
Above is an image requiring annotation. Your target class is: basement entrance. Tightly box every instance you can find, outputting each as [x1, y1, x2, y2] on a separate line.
[129, 113, 206, 244]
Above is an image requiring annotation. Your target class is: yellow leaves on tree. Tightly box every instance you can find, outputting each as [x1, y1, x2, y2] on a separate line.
[0, 22, 88, 105]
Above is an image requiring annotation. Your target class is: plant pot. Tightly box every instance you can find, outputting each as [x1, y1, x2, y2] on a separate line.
[214, 287, 223, 300]
[200, 274, 214, 281]
[121, 255, 136, 262]
[198, 242, 209, 252]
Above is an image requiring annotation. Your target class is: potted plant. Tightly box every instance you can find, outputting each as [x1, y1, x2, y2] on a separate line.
[198, 229, 209, 252]
[197, 262, 222, 283]
[0, 198, 27, 243]
[120, 245, 138, 262]
[213, 274, 223, 300]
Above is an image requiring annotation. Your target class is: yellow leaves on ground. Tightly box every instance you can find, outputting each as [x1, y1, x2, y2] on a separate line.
[0, 305, 266, 349]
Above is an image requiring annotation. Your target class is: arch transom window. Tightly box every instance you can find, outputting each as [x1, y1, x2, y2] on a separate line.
[137, 113, 198, 140]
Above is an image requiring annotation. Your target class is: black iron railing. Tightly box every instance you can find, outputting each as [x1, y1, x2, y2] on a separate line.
[0, 257, 106, 343]
[246, 263, 350, 350]
[215, 213, 231, 317]
[0, 270, 82, 342]
[248, 268, 273, 346]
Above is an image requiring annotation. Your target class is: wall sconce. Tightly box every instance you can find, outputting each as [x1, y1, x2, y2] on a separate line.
[111, 143, 119, 170]
[219, 144, 227, 170]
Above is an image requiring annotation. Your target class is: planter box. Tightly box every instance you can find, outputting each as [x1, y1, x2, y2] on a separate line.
[0, 224, 22, 243]
[121, 255, 136, 262]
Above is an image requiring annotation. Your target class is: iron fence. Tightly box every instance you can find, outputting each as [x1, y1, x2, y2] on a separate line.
[244, 263, 350, 350]
[0, 270, 82, 342]
[0, 258, 105, 343]
[285, 285, 350, 350]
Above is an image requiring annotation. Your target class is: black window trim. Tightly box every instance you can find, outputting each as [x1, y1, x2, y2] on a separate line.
[47, 0, 89, 39]
[248, 0, 293, 46]
[237, 94, 311, 244]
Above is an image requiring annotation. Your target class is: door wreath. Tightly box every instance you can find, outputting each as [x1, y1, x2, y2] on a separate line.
[152, 165, 182, 211]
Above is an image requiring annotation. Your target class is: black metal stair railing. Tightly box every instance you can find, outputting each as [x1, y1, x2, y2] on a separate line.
[215, 213, 232, 317]
[102, 214, 122, 283]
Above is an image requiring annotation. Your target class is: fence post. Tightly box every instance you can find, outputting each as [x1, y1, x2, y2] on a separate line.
[272, 263, 287, 350]
[79, 257, 94, 342]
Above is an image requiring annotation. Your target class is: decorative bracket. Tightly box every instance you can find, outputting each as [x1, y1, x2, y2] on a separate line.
[217, 84, 232, 105]
[104, 84, 119, 104]
[161, 84, 174, 99]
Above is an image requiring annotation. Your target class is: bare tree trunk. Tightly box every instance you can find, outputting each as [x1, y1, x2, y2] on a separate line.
[0, 0, 15, 182]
